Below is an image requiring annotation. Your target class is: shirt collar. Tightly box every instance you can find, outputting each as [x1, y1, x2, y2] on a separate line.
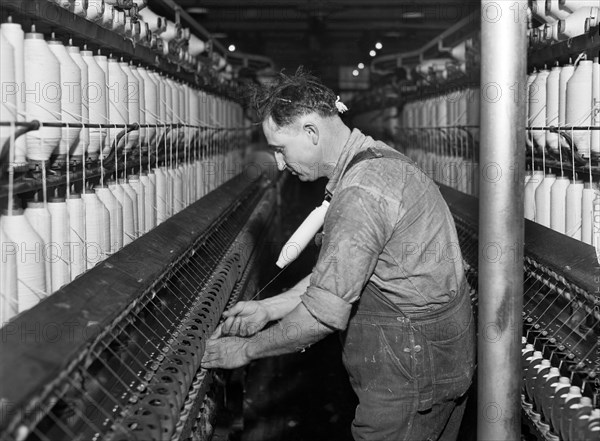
[325, 128, 371, 198]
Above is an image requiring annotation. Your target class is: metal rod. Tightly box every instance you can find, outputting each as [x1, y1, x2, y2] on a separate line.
[478, 2, 527, 440]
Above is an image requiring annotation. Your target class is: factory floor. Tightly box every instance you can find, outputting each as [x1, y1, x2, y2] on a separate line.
[216, 174, 477, 441]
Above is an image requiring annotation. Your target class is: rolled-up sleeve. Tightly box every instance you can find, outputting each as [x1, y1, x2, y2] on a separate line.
[301, 181, 397, 330]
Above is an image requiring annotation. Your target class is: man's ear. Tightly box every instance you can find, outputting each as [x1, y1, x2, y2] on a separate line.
[303, 122, 319, 145]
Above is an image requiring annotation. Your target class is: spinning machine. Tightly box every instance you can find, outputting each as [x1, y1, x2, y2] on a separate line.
[0, 1, 277, 440]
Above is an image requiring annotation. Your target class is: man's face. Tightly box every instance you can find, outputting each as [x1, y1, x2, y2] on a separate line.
[262, 116, 322, 181]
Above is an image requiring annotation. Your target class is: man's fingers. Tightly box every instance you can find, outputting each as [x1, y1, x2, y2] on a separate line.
[210, 323, 223, 339]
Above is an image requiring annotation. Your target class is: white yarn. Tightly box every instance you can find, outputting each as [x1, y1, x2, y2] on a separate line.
[23, 32, 62, 162]
[2, 210, 47, 312]
[127, 175, 145, 237]
[141, 171, 156, 231]
[95, 186, 123, 253]
[47, 198, 71, 292]
[566, 60, 593, 157]
[48, 39, 83, 158]
[566, 181, 584, 239]
[130, 66, 146, 146]
[0, 22, 26, 164]
[82, 190, 110, 265]
[550, 176, 571, 233]
[105, 58, 129, 157]
[67, 45, 90, 160]
[86, 0, 104, 22]
[66, 193, 86, 278]
[23, 201, 52, 292]
[82, 50, 108, 159]
[109, 181, 135, 245]
[119, 62, 140, 152]
[0, 225, 18, 322]
[0, 33, 17, 161]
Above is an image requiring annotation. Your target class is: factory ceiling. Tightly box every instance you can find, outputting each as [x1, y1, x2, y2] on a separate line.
[167, 0, 479, 85]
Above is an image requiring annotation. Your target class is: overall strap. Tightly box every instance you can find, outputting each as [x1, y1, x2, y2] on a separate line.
[325, 147, 406, 201]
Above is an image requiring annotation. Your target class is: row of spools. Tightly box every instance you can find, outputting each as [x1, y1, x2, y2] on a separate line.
[0, 17, 248, 323]
[522, 340, 600, 441]
[400, 87, 481, 197]
[529, 0, 599, 44]
[527, 57, 600, 158]
[48, 0, 221, 69]
[0, 18, 242, 164]
[398, 71, 599, 247]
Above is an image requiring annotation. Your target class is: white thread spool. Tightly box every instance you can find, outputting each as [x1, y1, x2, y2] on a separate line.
[111, 9, 126, 33]
[101, 3, 115, 28]
[67, 45, 89, 161]
[137, 7, 165, 33]
[531, 69, 550, 149]
[550, 176, 571, 233]
[23, 30, 62, 162]
[121, 179, 139, 238]
[535, 173, 556, 227]
[546, 65, 562, 151]
[86, 0, 104, 22]
[566, 180, 584, 239]
[105, 57, 129, 156]
[592, 58, 599, 155]
[47, 197, 71, 292]
[70, 0, 87, 16]
[82, 189, 110, 265]
[276, 200, 330, 268]
[48, 38, 82, 159]
[581, 185, 595, 245]
[560, 0, 599, 12]
[566, 60, 593, 157]
[547, 0, 571, 19]
[195, 159, 203, 198]
[119, 62, 139, 152]
[2, 208, 47, 311]
[138, 67, 157, 146]
[128, 175, 145, 236]
[66, 193, 86, 278]
[173, 165, 184, 213]
[95, 185, 123, 253]
[141, 171, 156, 231]
[0, 33, 17, 160]
[23, 201, 52, 292]
[531, 0, 557, 23]
[1, 21, 27, 164]
[559, 7, 599, 38]
[160, 20, 179, 42]
[109, 180, 135, 245]
[82, 50, 107, 160]
[526, 72, 537, 149]
[0, 225, 18, 322]
[130, 66, 146, 146]
[166, 167, 176, 217]
[189, 34, 206, 56]
[154, 167, 168, 224]
[524, 170, 544, 221]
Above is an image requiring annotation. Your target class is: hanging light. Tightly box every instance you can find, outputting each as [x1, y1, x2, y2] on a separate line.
[228, 44, 236, 52]
[352, 69, 359, 76]
[358, 62, 365, 69]
[375, 42, 383, 50]
[369, 50, 376, 57]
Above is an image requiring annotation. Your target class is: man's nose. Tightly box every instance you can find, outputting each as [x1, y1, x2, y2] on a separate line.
[274, 152, 287, 171]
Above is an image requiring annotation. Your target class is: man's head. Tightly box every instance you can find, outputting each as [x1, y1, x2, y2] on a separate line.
[251, 68, 348, 181]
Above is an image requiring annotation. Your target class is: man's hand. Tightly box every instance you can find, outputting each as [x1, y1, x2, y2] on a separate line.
[221, 301, 270, 337]
[201, 334, 252, 369]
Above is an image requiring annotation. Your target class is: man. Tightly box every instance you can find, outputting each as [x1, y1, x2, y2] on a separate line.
[201, 69, 475, 441]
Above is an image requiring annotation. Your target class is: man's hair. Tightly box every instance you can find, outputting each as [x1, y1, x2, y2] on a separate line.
[250, 67, 338, 127]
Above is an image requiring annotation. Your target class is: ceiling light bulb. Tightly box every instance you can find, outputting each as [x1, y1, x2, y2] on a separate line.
[228, 44, 236, 52]
[352, 70, 359, 77]
[375, 42, 382, 50]
[369, 50, 376, 57]
[358, 63, 365, 69]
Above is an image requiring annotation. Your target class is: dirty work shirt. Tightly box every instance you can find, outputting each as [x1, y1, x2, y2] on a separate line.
[300, 128, 465, 330]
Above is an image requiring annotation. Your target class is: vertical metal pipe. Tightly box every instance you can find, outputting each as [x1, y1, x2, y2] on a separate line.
[478, 2, 527, 440]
